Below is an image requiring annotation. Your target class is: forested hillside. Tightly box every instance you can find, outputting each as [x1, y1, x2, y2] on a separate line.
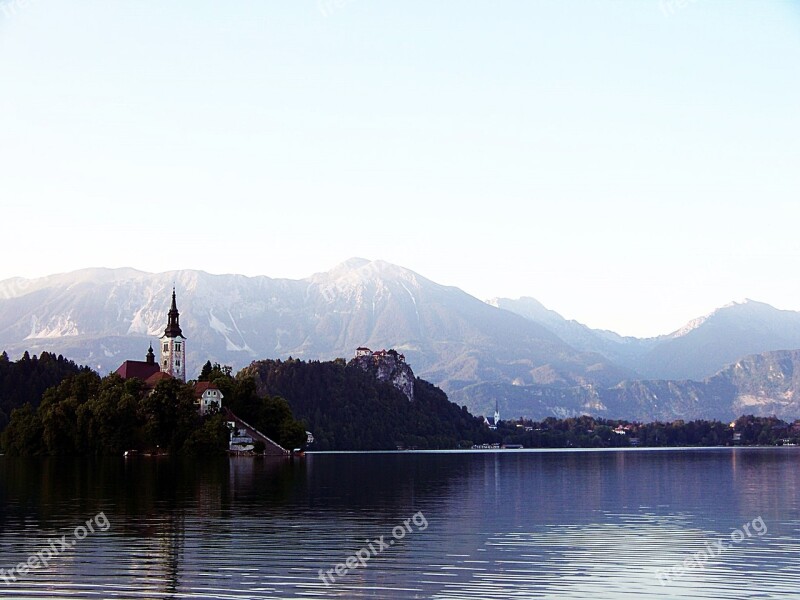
[0, 351, 89, 431]
[241, 358, 493, 450]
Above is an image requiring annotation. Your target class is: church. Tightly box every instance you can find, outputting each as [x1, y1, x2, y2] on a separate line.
[111, 289, 291, 454]
[114, 289, 222, 416]
[115, 288, 187, 384]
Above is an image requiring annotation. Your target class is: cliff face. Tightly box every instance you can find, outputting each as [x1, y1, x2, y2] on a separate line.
[350, 349, 415, 401]
[453, 349, 800, 423]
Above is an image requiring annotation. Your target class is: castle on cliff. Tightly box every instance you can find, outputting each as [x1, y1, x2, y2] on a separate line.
[352, 347, 415, 401]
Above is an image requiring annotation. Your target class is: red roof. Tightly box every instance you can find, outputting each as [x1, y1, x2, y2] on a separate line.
[144, 371, 173, 388]
[115, 361, 161, 381]
[194, 381, 221, 398]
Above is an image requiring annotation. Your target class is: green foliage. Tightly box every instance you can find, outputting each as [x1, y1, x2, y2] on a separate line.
[0, 369, 229, 456]
[495, 414, 800, 448]
[183, 414, 230, 456]
[0, 351, 88, 431]
[0, 353, 309, 456]
[75, 377, 136, 454]
[217, 370, 307, 450]
[1, 403, 44, 456]
[239, 359, 493, 451]
[198, 360, 213, 381]
[139, 377, 199, 451]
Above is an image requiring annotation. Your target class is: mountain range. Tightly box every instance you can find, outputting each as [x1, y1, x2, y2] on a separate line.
[2, 258, 800, 422]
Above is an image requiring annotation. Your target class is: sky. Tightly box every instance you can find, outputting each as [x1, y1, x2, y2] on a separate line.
[1, 0, 799, 337]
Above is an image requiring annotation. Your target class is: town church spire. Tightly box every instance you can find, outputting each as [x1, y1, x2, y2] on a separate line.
[164, 287, 183, 338]
[160, 288, 186, 381]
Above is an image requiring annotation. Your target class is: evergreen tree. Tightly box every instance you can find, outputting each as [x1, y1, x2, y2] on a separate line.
[1, 404, 44, 455]
[198, 360, 213, 381]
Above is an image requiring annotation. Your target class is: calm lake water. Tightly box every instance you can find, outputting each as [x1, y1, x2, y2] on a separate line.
[1, 448, 799, 599]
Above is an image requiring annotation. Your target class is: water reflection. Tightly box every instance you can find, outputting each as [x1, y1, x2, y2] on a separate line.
[0, 448, 798, 599]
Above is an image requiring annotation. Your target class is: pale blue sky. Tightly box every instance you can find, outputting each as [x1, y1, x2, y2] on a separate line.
[1, 0, 799, 336]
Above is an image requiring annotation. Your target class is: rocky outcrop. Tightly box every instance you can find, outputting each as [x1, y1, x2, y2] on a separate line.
[350, 348, 415, 401]
[453, 349, 800, 422]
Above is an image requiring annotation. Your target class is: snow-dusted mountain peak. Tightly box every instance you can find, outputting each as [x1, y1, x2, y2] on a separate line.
[669, 299, 779, 339]
[307, 258, 423, 288]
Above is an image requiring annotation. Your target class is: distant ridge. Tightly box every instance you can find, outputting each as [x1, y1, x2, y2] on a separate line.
[494, 297, 800, 381]
[3, 261, 800, 421]
[0, 260, 627, 397]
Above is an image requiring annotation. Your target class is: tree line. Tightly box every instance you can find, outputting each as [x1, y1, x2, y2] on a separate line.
[0, 351, 88, 431]
[494, 414, 800, 448]
[0, 353, 307, 456]
[2, 351, 799, 454]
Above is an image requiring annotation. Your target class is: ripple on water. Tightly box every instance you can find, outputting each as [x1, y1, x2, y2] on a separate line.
[2, 450, 800, 599]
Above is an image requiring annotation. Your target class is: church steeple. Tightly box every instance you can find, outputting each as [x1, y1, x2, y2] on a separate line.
[146, 342, 155, 364]
[160, 288, 186, 382]
[164, 288, 184, 338]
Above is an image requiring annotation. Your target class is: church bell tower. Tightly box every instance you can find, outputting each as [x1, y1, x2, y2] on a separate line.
[160, 288, 186, 382]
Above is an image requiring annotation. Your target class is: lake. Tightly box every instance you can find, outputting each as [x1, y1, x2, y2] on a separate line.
[1, 448, 799, 599]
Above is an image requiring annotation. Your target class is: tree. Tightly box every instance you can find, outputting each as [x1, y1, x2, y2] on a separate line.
[198, 360, 213, 381]
[78, 376, 144, 455]
[0, 351, 88, 431]
[182, 414, 229, 455]
[279, 418, 307, 450]
[1, 404, 44, 455]
[1, 366, 233, 456]
[139, 378, 199, 451]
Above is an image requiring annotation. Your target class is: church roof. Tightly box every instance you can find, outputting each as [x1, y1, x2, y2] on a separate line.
[144, 371, 173, 387]
[115, 360, 161, 381]
[163, 288, 185, 338]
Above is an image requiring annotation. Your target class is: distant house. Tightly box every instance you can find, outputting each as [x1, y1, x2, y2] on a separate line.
[229, 428, 255, 453]
[355, 347, 373, 357]
[194, 381, 223, 415]
[223, 408, 289, 455]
